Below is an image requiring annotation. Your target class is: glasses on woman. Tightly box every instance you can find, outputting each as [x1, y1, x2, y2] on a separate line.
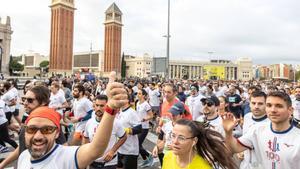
[24, 125, 58, 134]
[21, 97, 36, 104]
[170, 132, 194, 143]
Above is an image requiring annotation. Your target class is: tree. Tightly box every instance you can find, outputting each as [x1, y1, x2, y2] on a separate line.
[121, 52, 126, 78]
[9, 59, 24, 73]
[40, 60, 49, 68]
[296, 70, 300, 82]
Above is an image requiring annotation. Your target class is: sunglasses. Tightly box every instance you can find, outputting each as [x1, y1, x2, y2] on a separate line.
[21, 97, 36, 104]
[203, 101, 214, 107]
[24, 125, 58, 134]
[190, 86, 197, 90]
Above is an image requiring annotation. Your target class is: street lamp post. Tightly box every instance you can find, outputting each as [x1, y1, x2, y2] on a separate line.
[165, 0, 171, 80]
[89, 42, 92, 72]
[294, 65, 296, 83]
[0, 46, 2, 73]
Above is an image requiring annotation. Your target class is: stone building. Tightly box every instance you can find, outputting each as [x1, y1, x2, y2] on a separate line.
[0, 16, 13, 74]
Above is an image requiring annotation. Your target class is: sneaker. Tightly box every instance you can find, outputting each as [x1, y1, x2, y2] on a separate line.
[0, 146, 9, 153]
[141, 155, 154, 168]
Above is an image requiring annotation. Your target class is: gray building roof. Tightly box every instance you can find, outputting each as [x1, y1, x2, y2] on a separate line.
[105, 3, 122, 15]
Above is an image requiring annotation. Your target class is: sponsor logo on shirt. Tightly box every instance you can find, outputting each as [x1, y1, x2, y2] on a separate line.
[266, 137, 280, 169]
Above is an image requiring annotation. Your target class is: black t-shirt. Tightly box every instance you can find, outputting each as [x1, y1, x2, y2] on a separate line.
[227, 94, 242, 113]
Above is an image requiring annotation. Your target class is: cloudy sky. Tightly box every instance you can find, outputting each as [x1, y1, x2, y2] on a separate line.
[1, 0, 300, 64]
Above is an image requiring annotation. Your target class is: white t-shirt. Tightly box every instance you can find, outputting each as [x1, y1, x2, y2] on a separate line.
[162, 120, 173, 153]
[292, 98, 300, 120]
[240, 113, 269, 169]
[117, 107, 141, 155]
[49, 91, 67, 116]
[10, 87, 20, 110]
[84, 118, 125, 166]
[205, 115, 225, 137]
[0, 99, 8, 125]
[185, 94, 205, 120]
[214, 90, 225, 97]
[148, 89, 161, 107]
[1, 89, 16, 113]
[238, 123, 300, 169]
[136, 101, 152, 129]
[17, 144, 79, 169]
[73, 97, 93, 132]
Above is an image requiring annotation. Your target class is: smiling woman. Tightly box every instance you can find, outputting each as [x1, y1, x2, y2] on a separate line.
[162, 119, 237, 169]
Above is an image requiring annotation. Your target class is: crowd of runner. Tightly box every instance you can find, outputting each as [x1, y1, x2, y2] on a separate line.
[0, 74, 299, 169]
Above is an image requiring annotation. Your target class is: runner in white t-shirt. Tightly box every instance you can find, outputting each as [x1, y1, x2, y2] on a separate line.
[7, 79, 22, 125]
[83, 95, 127, 169]
[49, 81, 68, 116]
[69, 84, 93, 145]
[239, 91, 270, 169]
[116, 99, 142, 169]
[0, 82, 16, 126]
[222, 91, 300, 169]
[148, 83, 161, 116]
[185, 84, 205, 120]
[0, 98, 18, 152]
[136, 89, 154, 167]
[196, 97, 225, 136]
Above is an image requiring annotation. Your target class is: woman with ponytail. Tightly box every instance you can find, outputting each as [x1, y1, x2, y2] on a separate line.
[162, 119, 237, 169]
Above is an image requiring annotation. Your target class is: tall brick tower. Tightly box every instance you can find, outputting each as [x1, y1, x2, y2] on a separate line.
[49, 0, 75, 74]
[104, 3, 123, 75]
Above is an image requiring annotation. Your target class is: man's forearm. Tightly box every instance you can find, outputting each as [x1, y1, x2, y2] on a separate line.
[110, 134, 127, 153]
[224, 131, 245, 153]
[77, 112, 115, 169]
[0, 147, 19, 168]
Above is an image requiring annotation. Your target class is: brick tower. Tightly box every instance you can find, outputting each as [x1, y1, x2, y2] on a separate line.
[104, 3, 123, 75]
[49, 0, 75, 74]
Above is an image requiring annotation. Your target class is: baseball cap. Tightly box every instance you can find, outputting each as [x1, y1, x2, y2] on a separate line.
[168, 102, 185, 116]
[201, 96, 220, 106]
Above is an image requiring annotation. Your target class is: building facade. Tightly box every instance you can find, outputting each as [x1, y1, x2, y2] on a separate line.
[254, 65, 271, 80]
[18, 51, 49, 77]
[103, 3, 123, 76]
[127, 56, 247, 80]
[49, 0, 75, 74]
[124, 53, 152, 78]
[152, 57, 167, 77]
[269, 63, 293, 80]
[73, 50, 104, 76]
[236, 57, 253, 81]
[0, 16, 13, 74]
[169, 59, 238, 80]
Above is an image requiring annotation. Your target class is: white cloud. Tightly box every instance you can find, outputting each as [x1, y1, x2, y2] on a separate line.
[0, 0, 299, 64]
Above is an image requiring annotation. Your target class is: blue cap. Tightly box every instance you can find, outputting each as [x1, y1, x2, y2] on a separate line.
[168, 102, 185, 116]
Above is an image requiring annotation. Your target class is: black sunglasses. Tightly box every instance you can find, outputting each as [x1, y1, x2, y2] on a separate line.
[24, 125, 57, 134]
[203, 101, 214, 107]
[21, 97, 36, 104]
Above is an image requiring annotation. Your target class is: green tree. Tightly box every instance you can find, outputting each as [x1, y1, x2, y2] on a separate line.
[39, 60, 49, 68]
[121, 52, 126, 78]
[296, 70, 300, 82]
[9, 59, 24, 72]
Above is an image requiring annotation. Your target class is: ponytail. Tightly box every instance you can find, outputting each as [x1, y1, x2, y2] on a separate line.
[176, 119, 237, 169]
